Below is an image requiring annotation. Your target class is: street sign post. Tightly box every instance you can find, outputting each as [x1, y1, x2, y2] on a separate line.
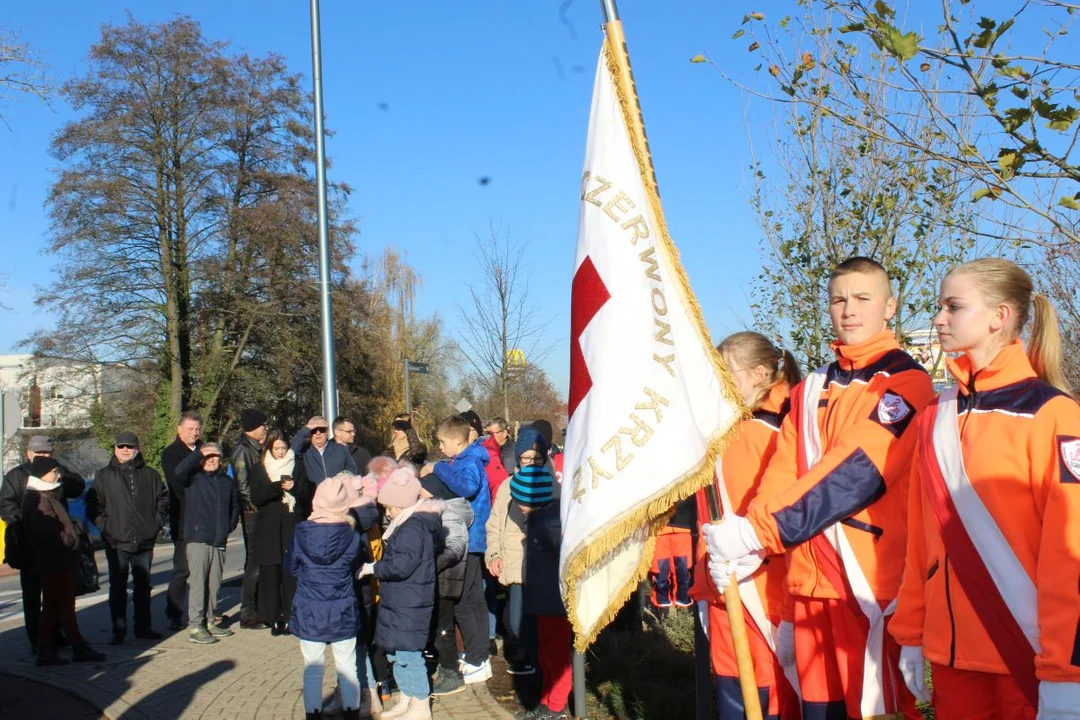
[404, 359, 431, 413]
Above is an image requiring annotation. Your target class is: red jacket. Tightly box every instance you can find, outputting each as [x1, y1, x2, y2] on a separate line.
[482, 434, 510, 498]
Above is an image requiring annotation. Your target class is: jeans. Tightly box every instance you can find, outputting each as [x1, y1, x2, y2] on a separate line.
[301, 638, 361, 712]
[187, 542, 224, 628]
[19, 570, 42, 648]
[388, 649, 428, 700]
[504, 583, 536, 663]
[483, 568, 502, 640]
[165, 540, 188, 622]
[240, 511, 259, 621]
[105, 546, 153, 635]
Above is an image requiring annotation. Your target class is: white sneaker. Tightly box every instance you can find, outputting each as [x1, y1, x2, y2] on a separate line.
[461, 659, 492, 684]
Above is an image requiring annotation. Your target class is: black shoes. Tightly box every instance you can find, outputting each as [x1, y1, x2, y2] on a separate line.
[36, 646, 69, 666]
[73, 643, 106, 662]
[270, 621, 290, 636]
[239, 618, 267, 630]
[110, 632, 125, 646]
[135, 628, 164, 640]
[431, 668, 466, 696]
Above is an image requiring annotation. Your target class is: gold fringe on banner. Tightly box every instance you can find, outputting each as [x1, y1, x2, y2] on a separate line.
[561, 22, 749, 653]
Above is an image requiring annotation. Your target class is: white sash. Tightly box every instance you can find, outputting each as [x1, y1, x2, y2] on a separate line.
[931, 387, 1041, 652]
[715, 458, 801, 695]
[801, 367, 895, 718]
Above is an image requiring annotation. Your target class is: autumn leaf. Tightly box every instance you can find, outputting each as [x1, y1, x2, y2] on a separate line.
[750, 12, 764, 20]
[689, 54, 707, 64]
[749, 41, 761, 52]
[920, 62, 931, 71]
[769, 64, 781, 77]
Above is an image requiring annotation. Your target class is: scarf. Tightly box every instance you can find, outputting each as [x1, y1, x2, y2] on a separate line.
[263, 449, 297, 513]
[392, 433, 410, 460]
[382, 498, 426, 541]
[27, 475, 61, 492]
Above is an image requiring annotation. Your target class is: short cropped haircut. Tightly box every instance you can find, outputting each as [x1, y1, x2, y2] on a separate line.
[829, 256, 890, 283]
[332, 416, 353, 431]
[179, 410, 203, 426]
[486, 417, 508, 431]
[436, 415, 471, 443]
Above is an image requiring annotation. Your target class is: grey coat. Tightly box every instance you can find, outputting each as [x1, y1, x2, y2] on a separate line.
[433, 497, 472, 599]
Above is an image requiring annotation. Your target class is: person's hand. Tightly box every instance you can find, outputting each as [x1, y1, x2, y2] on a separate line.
[703, 515, 764, 564]
[488, 557, 504, 578]
[281, 479, 294, 491]
[707, 551, 763, 593]
[898, 645, 930, 704]
[420, 463, 435, 477]
[200, 445, 217, 457]
[307, 416, 326, 430]
[357, 563, 374, 579]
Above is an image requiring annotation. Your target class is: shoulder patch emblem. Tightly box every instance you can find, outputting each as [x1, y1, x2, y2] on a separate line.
[1058, 437, 1080, 484]
[877, 392, 912, 425]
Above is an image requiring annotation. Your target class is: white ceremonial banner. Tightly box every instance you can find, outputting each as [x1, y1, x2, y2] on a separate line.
[559, 42, 743, 651]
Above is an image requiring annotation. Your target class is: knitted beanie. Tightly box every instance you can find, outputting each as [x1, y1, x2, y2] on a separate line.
[378, 465, 421, 509]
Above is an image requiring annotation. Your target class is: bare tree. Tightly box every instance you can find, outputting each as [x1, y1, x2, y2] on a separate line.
[457, 222, 552, 422]
[0, 25, 50, 127]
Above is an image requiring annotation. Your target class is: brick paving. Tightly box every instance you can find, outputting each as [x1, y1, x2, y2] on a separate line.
[0, 558, 513, 720]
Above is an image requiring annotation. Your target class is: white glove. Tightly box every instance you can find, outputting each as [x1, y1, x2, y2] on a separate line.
[703, 515, 764, 564]
[1038, 681, 1080, 719]
[898, 645, 930, 704]
[357, 563, 374, 579]
[777, 620, 795, 670]
[707, 551, 764, 593]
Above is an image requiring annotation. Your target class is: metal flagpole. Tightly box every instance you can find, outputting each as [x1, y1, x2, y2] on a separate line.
[309, 0, 338, 422]
[404, 357, 412, 413]
[595, 1, 761, 719]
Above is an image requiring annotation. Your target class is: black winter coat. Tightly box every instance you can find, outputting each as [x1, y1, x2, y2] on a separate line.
[0, 461, 84, 524]
[175, 451, 241, 547]
[522, 501, 564, 617]
[230, 434, 266, 512]
[250, 459, 311, 566]
[161, 436, 201, 541]
[22, 485, 78, 574]
[86, 454, 167, 554]
[373, 507, 441, 652]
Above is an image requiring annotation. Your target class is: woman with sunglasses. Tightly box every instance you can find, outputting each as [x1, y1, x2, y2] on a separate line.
[383, 413, 428, 470]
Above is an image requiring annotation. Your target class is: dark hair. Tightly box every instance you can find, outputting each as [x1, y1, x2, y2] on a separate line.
[263, 429, 289, 455]
[458, 409, 484, 438]
[829, 256, 891, 284]
[178, 410, 203, 426]
[332, 416, 353, 431]
[437, 416, 471, 443]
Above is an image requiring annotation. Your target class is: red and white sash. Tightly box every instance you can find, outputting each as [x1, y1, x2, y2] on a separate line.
[714, 459, 801, 694]
[796, 368, 896, 718]
[919, 387, 1039, 706]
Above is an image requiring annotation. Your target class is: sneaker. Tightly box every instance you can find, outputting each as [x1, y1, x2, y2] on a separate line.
[430, 669, 466, 696]
[135, 628, 164, 640]
[36, 646, 69, 666]
[72, 643, 106, 663]
[516, 705, 569, 720]
[189, 627, 218, 644]
[507, 660, 536, 676]
[208, 623, 234, 638]
[461, 659, 492, 684]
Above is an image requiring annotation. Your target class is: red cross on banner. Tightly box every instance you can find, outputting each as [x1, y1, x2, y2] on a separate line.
[568, 256, 611, 420]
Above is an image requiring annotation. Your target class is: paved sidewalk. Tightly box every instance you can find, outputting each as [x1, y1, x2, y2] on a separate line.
[0, 556, 513, 719]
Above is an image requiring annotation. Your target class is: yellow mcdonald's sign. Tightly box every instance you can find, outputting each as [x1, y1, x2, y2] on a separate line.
[506, 348, 526, 367]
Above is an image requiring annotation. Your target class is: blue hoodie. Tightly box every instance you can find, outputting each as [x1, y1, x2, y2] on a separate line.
[285, 520, 363, 643]
[432, 440, 490, 553]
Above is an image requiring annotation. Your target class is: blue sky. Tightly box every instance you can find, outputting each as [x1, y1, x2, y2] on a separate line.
[1, 0, 780, 395]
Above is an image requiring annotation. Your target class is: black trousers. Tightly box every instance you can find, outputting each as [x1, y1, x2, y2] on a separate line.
[165, 539, 188, 621]
[434, 553, 490, 668]
[256, 564, 296, 625]
[19, 570, 42, 648]
[105, 546, 153, 635]
[240, 511, 259, 621]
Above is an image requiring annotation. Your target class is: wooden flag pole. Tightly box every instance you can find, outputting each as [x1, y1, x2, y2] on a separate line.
[597, 2, 763, 718]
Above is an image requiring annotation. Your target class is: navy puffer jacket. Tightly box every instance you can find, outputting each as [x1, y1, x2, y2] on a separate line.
[286, 520, 363, 643]
[373, 506, 442, 652]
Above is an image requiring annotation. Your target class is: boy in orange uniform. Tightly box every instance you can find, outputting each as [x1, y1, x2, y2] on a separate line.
[705, 257, 934, 720]
[889, 259, 1080, 720]
[651, 497, 696, 610]
[693, 331, 803, 720]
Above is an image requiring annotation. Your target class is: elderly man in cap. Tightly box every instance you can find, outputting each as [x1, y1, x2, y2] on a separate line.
[86, 431, 168, 644]
[0, 435, 86, 651]
[231, 408, 269, 628]
[292, 415, 358, 485]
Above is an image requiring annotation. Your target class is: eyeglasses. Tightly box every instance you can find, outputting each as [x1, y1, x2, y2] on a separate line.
[312, 427, 328, 434]
[116, 445, 137, 450]
[339, 428, 355, 435]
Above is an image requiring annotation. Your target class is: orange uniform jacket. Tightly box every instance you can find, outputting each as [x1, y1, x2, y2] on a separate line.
[747, 330, 935, 601]
[889, 342, 1080, 683]
[692, 382, 792, 620]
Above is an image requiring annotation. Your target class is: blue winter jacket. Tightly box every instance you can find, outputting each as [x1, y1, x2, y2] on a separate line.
[285, 520, 363, 643]
[175, 450, 240, 547]
[291, 428, 358, 484]
[432, 441, 490, 553]
[373, 506, 442, 652]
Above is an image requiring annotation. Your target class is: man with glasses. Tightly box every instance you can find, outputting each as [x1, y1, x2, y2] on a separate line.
[484, 417, 516, 479]
[231, 408, 269, 629]
[161, 410, 203, 631]
[0, 435, 86, 651]
[292, 415, 358, 485]
[333, 416, 371, 476]
[86, 431, 168, 644]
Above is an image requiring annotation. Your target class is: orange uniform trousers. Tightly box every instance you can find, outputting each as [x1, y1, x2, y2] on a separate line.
[651, 527, 693, 608]
[929, 664, 1035, 720]
[709, 602, 800, 719]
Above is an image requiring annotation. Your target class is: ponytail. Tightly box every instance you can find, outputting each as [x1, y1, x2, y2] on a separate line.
[719, 331, 803, 411]
[1029, 293, 1071, 395]
[779, 349, 804, 390]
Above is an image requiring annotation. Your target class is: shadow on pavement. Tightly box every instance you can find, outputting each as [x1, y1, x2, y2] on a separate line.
[126, 659, 236, 717]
